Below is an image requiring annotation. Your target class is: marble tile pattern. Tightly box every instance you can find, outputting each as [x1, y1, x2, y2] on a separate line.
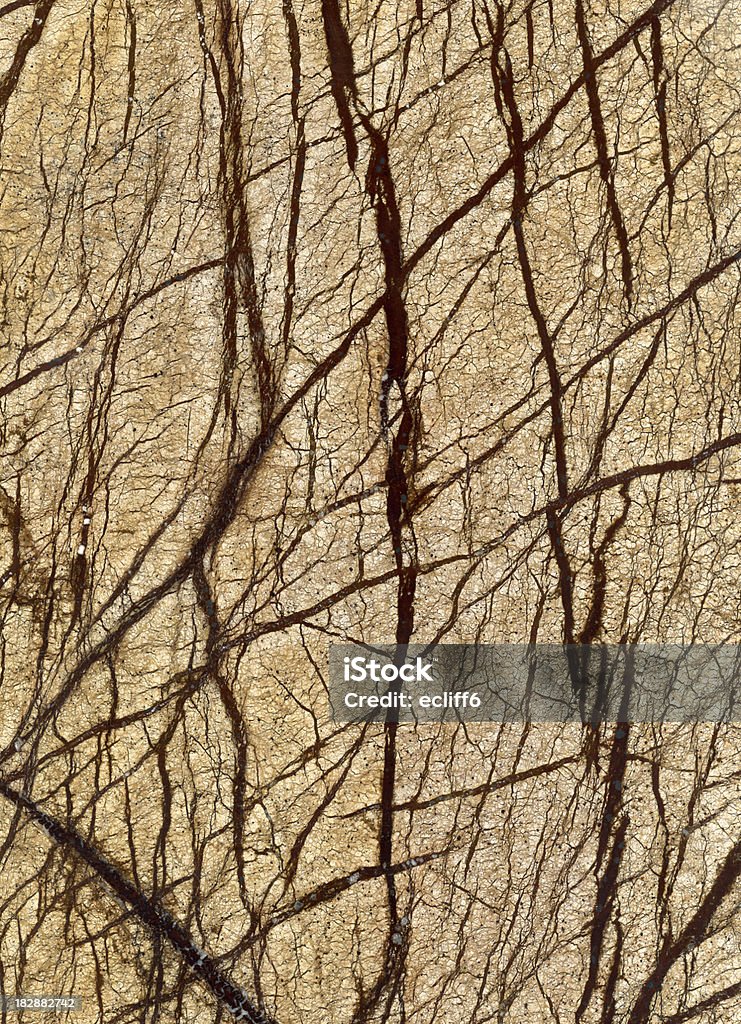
[0, 1, 739, 1022]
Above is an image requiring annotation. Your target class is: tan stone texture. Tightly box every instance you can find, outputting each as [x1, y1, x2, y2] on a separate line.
[0, 1, 740, 1022]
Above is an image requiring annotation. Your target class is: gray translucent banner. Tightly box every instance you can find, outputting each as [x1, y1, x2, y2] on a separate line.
[328, 644, 741, 723]
[0, 996, 83, 1012]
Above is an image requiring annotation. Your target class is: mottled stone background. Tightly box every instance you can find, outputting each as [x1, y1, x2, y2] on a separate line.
[0, 0, 739, 1022]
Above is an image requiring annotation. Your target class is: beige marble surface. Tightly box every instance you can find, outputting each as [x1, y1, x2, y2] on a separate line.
[0, 1, 740, 1021]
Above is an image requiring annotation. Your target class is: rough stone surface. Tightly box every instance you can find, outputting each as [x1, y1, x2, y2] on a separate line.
[0, 1, 739, 1022]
